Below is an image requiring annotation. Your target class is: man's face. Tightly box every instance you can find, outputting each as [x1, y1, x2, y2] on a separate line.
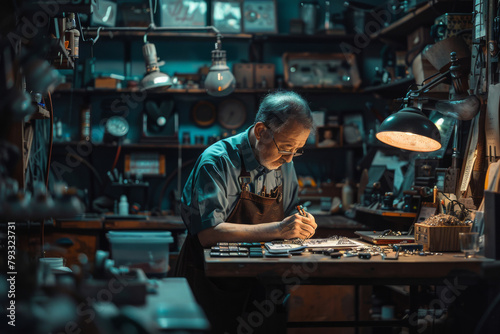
[254, 120, 310, 170]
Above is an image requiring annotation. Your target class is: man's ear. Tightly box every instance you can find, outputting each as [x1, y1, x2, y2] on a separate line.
[254, 122, 267, 140]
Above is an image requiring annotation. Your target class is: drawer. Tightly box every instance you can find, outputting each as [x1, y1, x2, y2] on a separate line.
[44, 232, 98, 268]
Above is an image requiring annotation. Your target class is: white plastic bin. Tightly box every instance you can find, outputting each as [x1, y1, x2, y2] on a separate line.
[106, 231, 174, 277]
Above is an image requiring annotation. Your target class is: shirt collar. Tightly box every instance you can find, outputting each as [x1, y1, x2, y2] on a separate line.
[240, 126, 265, 173]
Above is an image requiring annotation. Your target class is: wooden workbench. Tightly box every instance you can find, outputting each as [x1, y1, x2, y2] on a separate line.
[203, 246, 496, 333]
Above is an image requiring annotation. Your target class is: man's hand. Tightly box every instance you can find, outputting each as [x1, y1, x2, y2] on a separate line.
[197, 212, 318, 247]
[278, 212, 317, 240]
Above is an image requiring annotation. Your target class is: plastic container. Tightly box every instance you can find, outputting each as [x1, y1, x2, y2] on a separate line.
[39, 257, 72, 273]
[106, 231, 174, 277]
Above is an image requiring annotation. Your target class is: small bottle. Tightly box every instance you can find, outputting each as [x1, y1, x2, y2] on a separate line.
[342, 179, 354, 210]
[119, 195, 129, 216]
[65, 13, 80, 59]
[80, 101, 91, 142]
[56, 120, 63, 139]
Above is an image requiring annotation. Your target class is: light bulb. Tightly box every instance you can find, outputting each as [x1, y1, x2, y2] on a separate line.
[205, 45, 235, 97]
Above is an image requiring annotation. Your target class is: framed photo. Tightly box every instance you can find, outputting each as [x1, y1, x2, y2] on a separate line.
[242, 0, 278, 33]
[316, 126, 343, 148]
[160, 0, 208, 27]
[343, 113, 364, 145]
[212, 0, 242, 33]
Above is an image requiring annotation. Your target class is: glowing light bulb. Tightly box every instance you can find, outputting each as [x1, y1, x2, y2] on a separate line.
[205, 39, 235, 97]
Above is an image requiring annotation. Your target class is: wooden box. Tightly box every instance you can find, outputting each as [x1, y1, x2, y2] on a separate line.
[415, 223, 471, 252]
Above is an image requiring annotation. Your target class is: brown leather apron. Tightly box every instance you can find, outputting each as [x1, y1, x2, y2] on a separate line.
[174, 163, 285, 334]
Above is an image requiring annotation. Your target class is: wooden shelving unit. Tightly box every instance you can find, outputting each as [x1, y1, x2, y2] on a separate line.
[369, 0, 473, 42]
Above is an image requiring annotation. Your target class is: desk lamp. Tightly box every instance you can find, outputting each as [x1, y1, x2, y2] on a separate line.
[376, 52, 479, 153]
[139, 0, 172, 91]
[140, 34, 173, 92]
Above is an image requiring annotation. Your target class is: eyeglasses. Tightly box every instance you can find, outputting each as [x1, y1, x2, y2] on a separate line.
[269, 130, 304, 157]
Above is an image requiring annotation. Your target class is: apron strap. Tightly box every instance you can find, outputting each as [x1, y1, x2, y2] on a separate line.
[238, 156, 251, 190]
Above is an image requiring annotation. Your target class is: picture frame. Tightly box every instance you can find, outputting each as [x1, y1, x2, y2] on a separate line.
[242, 0, 278, 34]
[160, 0, 208, 28]
[343, 113, 364, 145]
[316, 125, 343, 148]
[212, 0, 243, 33]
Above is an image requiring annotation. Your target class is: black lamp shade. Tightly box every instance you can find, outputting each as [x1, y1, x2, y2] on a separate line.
[376, 107, 442, 152]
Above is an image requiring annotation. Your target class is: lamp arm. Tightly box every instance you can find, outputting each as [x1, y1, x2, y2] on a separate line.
[409, 69, 450, 97]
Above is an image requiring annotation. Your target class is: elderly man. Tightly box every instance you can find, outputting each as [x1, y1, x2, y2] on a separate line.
[175, 90, 317, 333]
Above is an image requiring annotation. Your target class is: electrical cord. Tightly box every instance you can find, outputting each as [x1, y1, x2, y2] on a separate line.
[67, 153, 103, 185]
[45, 92, 53, 188]
[473, 290, 500, 334]
[405, 43, 426, 68]
[438, 190, 471, 218]
[111, 145, 121, 171]
[157, 159, 195, 212]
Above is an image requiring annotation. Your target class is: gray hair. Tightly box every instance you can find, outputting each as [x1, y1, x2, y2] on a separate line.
[254, 90, 314, 133]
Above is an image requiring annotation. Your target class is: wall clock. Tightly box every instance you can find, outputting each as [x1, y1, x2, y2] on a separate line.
[191, 100, 217, 127]
[217, 99, 247, 129]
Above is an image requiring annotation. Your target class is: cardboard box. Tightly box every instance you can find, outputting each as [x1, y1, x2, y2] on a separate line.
[254, 63, 275, 89]
[94, 77, 119, 89]
[415, 223, 471, 252]
[411, 53, 450, 93]
[233, 63, 254, 89]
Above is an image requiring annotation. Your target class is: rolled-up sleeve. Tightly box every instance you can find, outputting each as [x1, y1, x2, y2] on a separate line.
[181, 163, 228, 235]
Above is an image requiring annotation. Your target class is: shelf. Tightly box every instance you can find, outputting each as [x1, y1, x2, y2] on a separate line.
[52, 141, 216, 149]
[83, 27, 252, 40]
[305, 144, 363, 150]
[369, 0, 473, 42]
[82, 28, 355, 43]
[252, 33, 355, 43]
[52, 87, 364, 95]
[52, 87, 272, 95]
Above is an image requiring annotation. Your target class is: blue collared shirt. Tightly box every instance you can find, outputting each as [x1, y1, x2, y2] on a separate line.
[180, 126, 300, 235]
